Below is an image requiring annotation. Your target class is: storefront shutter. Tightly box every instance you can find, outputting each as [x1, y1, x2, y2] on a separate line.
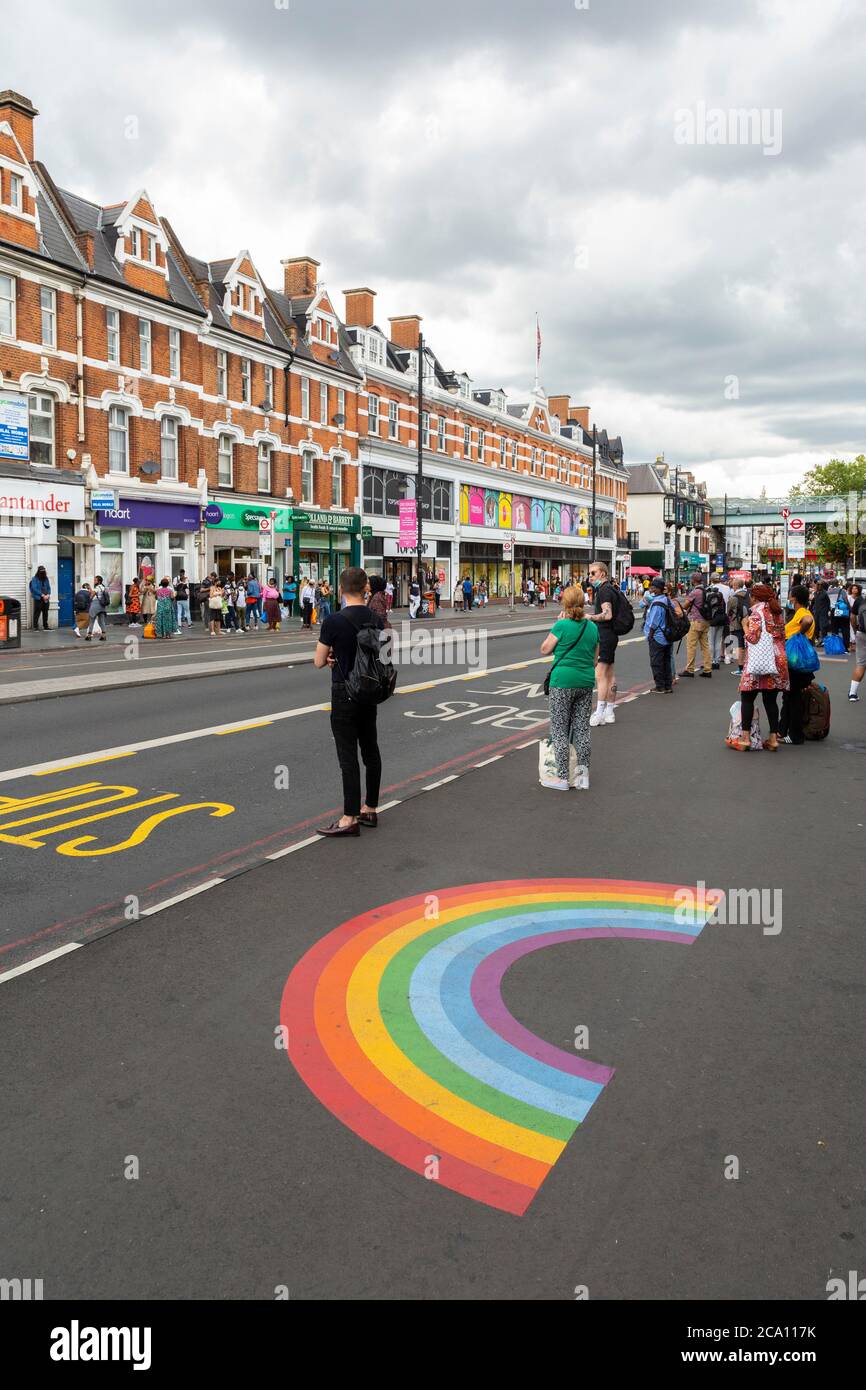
[0, 536, 28, 616]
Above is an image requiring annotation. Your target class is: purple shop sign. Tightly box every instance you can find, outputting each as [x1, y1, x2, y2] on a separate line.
[98, 498, 202, 531]
[203, 503, 224, 525]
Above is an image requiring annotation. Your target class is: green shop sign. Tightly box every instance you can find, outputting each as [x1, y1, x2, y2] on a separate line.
[207, 501, 358, 534]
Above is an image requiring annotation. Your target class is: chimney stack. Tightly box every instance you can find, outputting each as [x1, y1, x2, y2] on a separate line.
[572, 405, 591, 431]
[0, 90, 38, 162]
[343, 287, 376, 329]
[281, 256, 320, 299]
[389, 315, 423, 350]
[548, 394, 571, 423]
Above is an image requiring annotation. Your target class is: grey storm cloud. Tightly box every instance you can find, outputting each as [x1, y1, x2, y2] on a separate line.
[3, 0, 864, 492]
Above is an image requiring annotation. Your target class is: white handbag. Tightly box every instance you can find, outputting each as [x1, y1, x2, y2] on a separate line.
[747, 608, 778, 678]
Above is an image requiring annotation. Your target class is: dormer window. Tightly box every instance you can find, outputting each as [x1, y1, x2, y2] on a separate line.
[131, 226, 156, 264]
[458, 376, 471, 400]
[366, 333, 385, 366]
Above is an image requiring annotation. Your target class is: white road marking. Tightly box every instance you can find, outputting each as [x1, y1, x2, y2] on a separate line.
[0, 657, 552, 785]
[422, 775, 459, 790]
[140, 879, 225, 915]
[473, 755, 503, 767]
[376, 800, 402, 812]
[266, 834, 325, 859]
[0, 941, 82, 985]
[515, 739, 540, 749]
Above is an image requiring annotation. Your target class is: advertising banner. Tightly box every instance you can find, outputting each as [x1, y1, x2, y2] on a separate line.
[398, 498, 417, 546]
[0, 391, 29, 461]
[97, 498, 201, 531]
[0, 476, 85, 520]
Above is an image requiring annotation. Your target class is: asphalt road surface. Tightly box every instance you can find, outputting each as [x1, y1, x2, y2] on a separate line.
[0, 638, 863, 1301]
[1, 629, 648, 972]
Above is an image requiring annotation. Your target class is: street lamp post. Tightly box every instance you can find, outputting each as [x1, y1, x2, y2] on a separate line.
[416, 332, 424, 592]
[590, 424, 597, 564]
[673, 465, 680, 590]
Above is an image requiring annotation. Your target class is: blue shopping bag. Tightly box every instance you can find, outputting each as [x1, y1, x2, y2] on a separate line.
[823, 633, 846, 656]
[785, 632, 821, 671]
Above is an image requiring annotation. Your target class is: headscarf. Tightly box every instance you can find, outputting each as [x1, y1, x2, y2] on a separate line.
[750, 583, 782, 617]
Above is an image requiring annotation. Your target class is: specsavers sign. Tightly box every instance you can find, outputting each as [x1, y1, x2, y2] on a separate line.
[0, 476, 85, 520]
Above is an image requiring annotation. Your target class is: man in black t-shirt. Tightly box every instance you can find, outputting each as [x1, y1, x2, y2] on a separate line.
[314, 566, 385, 837]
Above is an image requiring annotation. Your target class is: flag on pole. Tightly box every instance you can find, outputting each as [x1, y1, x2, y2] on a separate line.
[535, 313, 541, 370]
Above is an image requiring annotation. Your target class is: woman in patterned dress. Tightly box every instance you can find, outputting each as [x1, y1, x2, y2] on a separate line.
[154, 578, 176, 639]
[734, 584, 789, 751]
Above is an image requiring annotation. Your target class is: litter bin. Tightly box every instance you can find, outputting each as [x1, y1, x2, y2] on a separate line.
[420, 591, 436, 617]
[0, 596, 22, 649]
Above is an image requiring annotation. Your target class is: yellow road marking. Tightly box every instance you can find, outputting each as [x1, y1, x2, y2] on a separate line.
[33, 752, 138, 775]
[213, 721, 273, 736]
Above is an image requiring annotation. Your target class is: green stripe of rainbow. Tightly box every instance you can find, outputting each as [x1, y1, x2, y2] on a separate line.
[282, 878, 711, 1216]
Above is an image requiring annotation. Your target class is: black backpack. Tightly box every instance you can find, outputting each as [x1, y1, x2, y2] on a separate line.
[610, 587, 635, 636]
[705, 587, 727, 626]
[343, 625, 398, 706]
[653, 596, 690, 644]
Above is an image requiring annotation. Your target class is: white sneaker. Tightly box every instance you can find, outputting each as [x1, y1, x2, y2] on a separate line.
[540, 775, 569, 791]
[604, 708, 616, 724]
[73, 627, 82, 637]
[589, 711, 604, 727]
[575, 765, 590, 790]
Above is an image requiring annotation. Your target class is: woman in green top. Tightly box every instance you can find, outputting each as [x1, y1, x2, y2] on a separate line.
[539, 585, 599, 790]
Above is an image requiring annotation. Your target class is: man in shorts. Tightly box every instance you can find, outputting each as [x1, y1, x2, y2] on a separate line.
[587, 559, 618, 726]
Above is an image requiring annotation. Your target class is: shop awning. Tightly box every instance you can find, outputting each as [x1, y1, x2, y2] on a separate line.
[626, 566, 660, 576]
[66, 534, 98, 546]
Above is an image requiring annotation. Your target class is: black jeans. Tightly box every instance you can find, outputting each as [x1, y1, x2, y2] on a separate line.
[779, 670, 812, 743]
[648, 638, 673, 690]
[329, 684, 382, 817]
[302, 599, 313, 628]
[740, 688, 780, 735]
[33, 598, 50, 629]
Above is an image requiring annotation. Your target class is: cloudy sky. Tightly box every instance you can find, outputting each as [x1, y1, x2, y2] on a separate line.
[5, 0, 864, 495]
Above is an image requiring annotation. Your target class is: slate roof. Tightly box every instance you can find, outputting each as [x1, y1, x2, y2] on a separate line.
[625, 462, 666, 494]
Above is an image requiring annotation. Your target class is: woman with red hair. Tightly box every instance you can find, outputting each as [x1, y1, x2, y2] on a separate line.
[733, 584, 789, 751]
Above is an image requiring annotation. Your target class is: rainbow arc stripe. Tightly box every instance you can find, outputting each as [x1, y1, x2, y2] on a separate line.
[283, 878, 711, 1216]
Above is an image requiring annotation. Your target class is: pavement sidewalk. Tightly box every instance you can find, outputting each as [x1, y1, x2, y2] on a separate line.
[1, 656, 860, 1298]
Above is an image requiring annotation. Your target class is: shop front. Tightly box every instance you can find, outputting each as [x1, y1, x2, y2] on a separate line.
[0, 466, 86, 627]
[204, 498, 292, 583]
[92, 497, 202, 613]
[285, 509, 360, 587]
[456, 482, 614, 599]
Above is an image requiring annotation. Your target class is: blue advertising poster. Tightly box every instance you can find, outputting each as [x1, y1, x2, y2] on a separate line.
[0, 391, 29, 461]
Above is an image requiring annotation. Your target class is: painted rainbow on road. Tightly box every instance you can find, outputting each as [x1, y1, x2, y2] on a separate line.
[282, 878, 711, 1216]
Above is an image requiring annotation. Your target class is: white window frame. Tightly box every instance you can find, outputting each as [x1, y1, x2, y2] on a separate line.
[160, 415, 179, 481]
[217, 433, 234, 488]
[320, 380, 328, 424]
[139, 318, 151, 374]
[478, 429, 486, 461]
[368, 393, 380, 436]
[511, 440, 518, 469]
[257, 441, 272, 493]
[108, 405, 130, 474]
[9, 172, 23, 211]
[388, 400, 399, 440]
[301, 376, 310, 422]
[264, 364, 274, 408]
[332, 455, 343, 507]
[301, 450, 314, 504]
[0, 272, 15, 337]
[29, 392, 55, 467]
[169, 327, 181, 380]
[241, 357, 251, 404]
[421, 411, 430, 448]
[463, 422, 471, 457]
[40, 286, 56, 348]
[106, 307, 120, 364]
[217, 349, 228, 398]
[437, 416, 446, 452]
[500, 437, 507, 469]
[336, 388, 346, 422]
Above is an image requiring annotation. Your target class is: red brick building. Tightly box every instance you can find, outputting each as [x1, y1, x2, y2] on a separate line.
[0, 89, 627, 623]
